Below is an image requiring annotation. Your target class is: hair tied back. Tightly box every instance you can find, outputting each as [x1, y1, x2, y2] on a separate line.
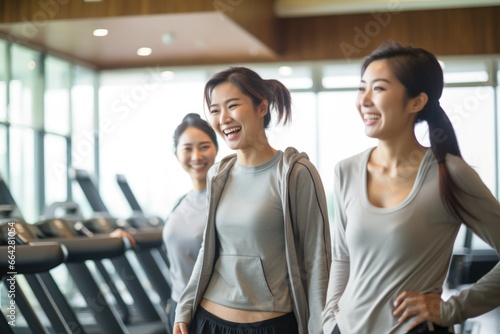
[183, 113, 201, 122]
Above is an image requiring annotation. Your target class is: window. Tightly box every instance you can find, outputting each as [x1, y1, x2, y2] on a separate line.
[10, 126, 36, 221]
[0, 126, 7, 180]
[98, 68, 211, 218]
[8, 44, 41, 221]
[251, 65, 313, 89]
[45, 56, 70, 135]
[317, 91, 377, 221]
[72, 65, 96, 172]
[322, 63, 362, 89]
[9, 44, 41, 127]
[439, 58, 489, 84]
[267, 92, 317, 163]
[0, 39, 7, 121]
[44, 133, 68, 206]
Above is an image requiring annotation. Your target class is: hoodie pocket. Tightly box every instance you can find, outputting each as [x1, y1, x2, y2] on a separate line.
[205, 254, 275, 311]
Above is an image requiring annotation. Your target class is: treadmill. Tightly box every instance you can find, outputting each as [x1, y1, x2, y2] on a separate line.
[0, 175, 128, 333]
[115, 174, 171, 272]
[1, 238, 67, 334]
[70, 169, 171, 323]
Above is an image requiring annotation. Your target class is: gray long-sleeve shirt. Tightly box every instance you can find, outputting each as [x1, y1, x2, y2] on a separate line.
[203, 152, 293, 312]
[323, 147, 500, 334]
[162, 190, 206, 301]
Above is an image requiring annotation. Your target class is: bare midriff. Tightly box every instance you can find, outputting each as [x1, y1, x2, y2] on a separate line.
[200, 298, 288, 323]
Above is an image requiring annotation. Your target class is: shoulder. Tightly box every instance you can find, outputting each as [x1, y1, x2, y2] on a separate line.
[444, 154, 474, 175]
[335, 147, 373, 176]
[282, 148, 328, 197]
[283, 147, 318, 177]
[208, 153, 237, 179]
[164, 192, 190, 223]
[444, 154, 487, 190]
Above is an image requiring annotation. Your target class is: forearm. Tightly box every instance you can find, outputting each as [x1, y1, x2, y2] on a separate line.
[441, 262, 500, 325]
[322, 259, 349, 334]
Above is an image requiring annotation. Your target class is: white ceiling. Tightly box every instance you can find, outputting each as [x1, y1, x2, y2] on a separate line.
[0, 12, 277, 69]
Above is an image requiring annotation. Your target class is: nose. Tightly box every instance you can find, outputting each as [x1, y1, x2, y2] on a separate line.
[359, 89, 373, 107]
[220, 107, 231, 124]
[191, 148, 202, 161]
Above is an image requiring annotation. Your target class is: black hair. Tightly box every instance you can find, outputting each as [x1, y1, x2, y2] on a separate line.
[204, 66, 292, 128]
[361, 40, 472, 222]
[173, 113, 218, 153]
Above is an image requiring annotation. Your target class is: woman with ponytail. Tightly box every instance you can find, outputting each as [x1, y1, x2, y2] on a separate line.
[322, 41, 500, 334]
[174, 67, 331, 334]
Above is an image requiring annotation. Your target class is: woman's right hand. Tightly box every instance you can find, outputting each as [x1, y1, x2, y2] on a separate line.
[173, 322, 188, 334]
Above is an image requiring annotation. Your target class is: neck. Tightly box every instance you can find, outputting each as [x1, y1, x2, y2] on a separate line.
[236, 143, 276, 167]
[192, 179, 207, 191]
[374, 136, 426, 170]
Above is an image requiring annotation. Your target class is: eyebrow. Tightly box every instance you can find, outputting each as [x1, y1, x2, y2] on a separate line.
[360, 78, 391, 84]
[181, 141, 212, 147]
[210, 97, 240, 108]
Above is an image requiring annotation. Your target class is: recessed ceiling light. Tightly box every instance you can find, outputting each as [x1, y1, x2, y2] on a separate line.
[279, 66, 293, 76]
[137, 47, 152, 56]
[93, 29, 108, 37]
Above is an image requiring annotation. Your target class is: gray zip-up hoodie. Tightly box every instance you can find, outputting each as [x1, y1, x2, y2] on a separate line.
[174, 147, 332, 334]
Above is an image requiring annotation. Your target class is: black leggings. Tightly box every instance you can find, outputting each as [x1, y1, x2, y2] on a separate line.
[189, 306, 299, 334]
[332, 322, 453, 334]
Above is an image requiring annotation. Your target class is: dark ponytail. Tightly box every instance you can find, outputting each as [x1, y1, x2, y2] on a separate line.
[421, 103, 473, 222]
[204, 66, 292, 128]
[362, 40, 473, 222]
[173, 113, 218, 154]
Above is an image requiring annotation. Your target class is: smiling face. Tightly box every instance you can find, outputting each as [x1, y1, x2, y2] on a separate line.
[356, 59, 420, 141]
[207, 81, 267, 152]
[176, 126, 217, 190]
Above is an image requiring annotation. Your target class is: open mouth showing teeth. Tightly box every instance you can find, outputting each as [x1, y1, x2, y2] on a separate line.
[190, 164, 205, 169]
[363, 114, 381, 121]
[223, 127, 241, 136]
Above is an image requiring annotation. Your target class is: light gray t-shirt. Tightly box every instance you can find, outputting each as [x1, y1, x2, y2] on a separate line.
[162, 190, 206, 301]
[203, 151, 293, 312]
[323, 147, 500, 334]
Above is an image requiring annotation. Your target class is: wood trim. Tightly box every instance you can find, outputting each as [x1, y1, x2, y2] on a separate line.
[278, 6, 500, 60]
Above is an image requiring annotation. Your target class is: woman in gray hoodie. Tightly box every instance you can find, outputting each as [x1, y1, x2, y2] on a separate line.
[174, 66, 331, 334]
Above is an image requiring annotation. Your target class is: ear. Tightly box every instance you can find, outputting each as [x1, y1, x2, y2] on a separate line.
[409, 92, 428, 114]
[257, 99, 269, 118]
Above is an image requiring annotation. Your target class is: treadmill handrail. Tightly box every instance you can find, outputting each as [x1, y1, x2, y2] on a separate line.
[29, 236, 127, 262]
[0, 243, 66, 275]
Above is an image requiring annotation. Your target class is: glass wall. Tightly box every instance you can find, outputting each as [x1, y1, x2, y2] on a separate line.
[98, 68, 214, 218]
[0, 39, 7, 181]
[98, 59, 499, 228]
[0, 35, 499, 231]
[0, 39, 7, 122]
[9, 44, 42, 222]
[71, 65, 97, 217]
[0, 38, 98, 223]
[44, 56, 71, 208]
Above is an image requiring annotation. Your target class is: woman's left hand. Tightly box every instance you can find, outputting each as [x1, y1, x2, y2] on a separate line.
[392, 291, 443, 331]
[110, 228, 137, 248]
